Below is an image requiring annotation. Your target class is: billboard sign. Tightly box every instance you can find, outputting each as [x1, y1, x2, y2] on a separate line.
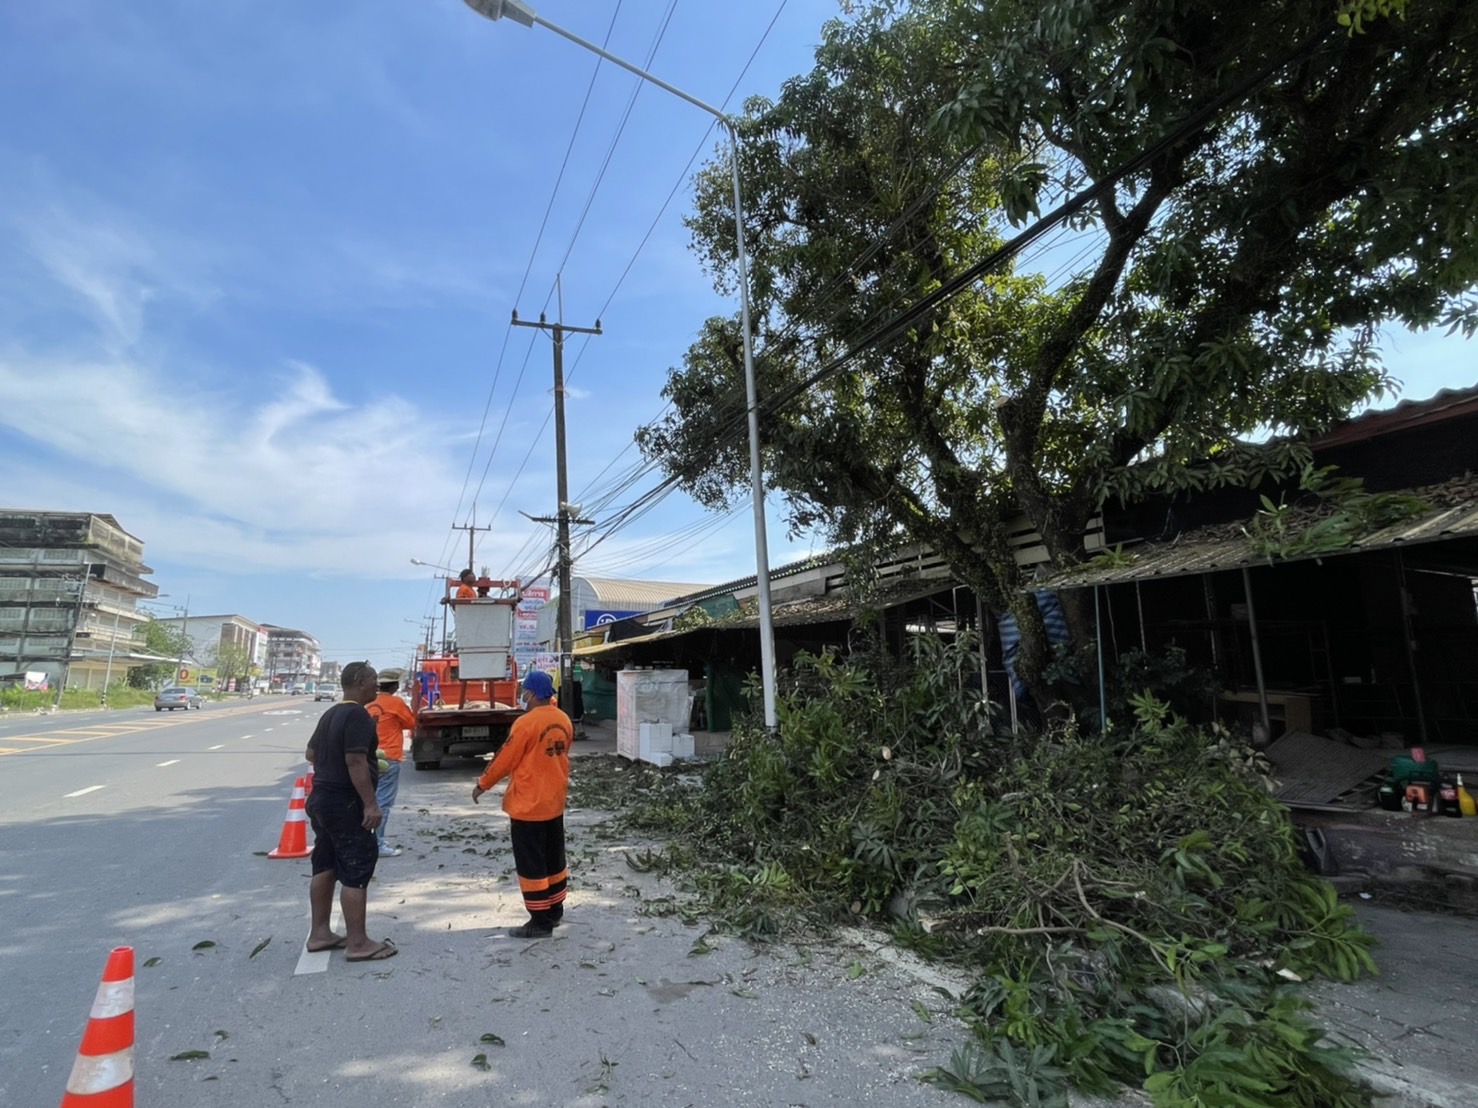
[583, 609, 643, 630]
[513, 580, 550, 676]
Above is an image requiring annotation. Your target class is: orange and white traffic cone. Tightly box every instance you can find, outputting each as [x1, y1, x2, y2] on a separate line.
[304, 767, 314, 799]
[61, 946, 134, 1107]
[267, 777, 312, 859]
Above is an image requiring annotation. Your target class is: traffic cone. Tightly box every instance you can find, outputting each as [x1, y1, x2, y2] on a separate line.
[267, 777, 312, 859]
[61, 946, 135, 1107]
[304, 767, 314, 799]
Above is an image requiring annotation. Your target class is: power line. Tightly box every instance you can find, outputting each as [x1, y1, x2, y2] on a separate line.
[449, 3, 628, 536]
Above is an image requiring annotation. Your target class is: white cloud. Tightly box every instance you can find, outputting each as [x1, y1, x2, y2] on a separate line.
[0, 351, 542, 578]
[9, 196, 220, 350]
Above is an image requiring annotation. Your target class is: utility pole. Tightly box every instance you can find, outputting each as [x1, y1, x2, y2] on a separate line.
[100, 608, 124, 708]
[55, 567, 94, 709]
[451, 517, 492, 577]
[512, 287, 601, 711]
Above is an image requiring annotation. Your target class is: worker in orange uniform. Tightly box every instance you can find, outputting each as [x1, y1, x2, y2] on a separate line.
[456, 569, 478, 598]
[366, 669, 416, 858]
[472, 669, 573, 938]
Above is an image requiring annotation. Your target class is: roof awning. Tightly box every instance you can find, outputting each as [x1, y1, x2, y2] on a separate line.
[1040, 474, 1478, 590]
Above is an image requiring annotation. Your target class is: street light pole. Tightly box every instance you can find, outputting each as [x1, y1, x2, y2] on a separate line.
[176, 595, 191, 685]
[461, 0, 779, 729]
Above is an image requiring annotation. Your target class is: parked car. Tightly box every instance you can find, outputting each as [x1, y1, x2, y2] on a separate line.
[314, 685, 337, 701]
[290, 683, 306, 695]
[155, 686, 202, 711]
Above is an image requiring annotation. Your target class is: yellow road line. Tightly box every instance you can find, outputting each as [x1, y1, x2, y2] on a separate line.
[0, 712, 226, 756]
[0, 700, 290, 758]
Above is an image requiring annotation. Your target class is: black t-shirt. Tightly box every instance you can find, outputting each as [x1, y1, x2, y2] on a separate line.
[307, 702, 379, 798]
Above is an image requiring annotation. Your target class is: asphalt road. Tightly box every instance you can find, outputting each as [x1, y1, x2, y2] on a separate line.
[0, 703, 978, 1108]
[0, 697, 326, 1106]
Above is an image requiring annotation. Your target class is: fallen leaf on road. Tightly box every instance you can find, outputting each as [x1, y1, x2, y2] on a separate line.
[169, 1050, 210, 1061]
[845, 961, 866, 980]
[192, 941, 216, 952]
[213, 1030, 229, 1041]
[142, 957, 162, 968]
[731, 988, 758, 999]
[479, 1033, 505, 1046]
[471, 1053, 490, 1071]
[248, 937, 271, 959]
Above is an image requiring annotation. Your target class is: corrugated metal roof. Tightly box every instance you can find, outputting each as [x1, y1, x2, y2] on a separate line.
[1313, 384, 1478, 449]
[574, 581, 954, 660]
[1041, 473, 1478, 589]
[579, 577, 713, 609]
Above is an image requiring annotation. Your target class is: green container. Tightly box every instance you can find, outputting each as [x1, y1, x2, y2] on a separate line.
[1390, 755, 1440, 787]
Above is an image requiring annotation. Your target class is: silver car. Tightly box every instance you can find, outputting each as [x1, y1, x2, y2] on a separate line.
[154, 686, 202, 711]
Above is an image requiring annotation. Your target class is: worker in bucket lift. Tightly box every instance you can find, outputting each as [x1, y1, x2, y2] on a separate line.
[440, 569, 478, 605]
[472, 669, 573, 938]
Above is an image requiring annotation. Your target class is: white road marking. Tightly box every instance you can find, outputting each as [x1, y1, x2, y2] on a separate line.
[208, 744, 225, 751]
[241, 734, 253, 739]
[156, 759, 181, 767]
[293, 908, 346, 976]
[64, 785, 105, 798]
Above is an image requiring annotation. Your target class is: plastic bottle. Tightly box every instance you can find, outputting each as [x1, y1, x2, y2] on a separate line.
[1459, 774, 1477, 818]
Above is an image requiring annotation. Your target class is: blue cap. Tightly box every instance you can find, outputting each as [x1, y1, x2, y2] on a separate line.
[521, 669, 555, 700]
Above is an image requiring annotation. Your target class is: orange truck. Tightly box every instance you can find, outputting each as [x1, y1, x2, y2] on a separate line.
[409, 576, 526, 770]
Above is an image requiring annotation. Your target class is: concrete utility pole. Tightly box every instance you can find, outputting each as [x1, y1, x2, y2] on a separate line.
[513, 293, 600, 710]
[100, 608, 123, 707]
[55, 567, 94, 709]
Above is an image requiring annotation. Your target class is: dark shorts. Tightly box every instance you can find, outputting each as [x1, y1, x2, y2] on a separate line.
[306, 791, 378, 889]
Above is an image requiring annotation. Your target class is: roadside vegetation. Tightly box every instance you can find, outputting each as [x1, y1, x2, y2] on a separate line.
[0, 686, 158, 711]
[575, 637, 1374, 1107]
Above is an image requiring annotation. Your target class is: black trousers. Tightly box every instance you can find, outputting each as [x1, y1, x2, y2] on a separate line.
[509, 814, 567, 927]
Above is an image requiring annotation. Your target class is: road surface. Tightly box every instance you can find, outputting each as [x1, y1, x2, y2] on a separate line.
[0, 703, 974, 1107]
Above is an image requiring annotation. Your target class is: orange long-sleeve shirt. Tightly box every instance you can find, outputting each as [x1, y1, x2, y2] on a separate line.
[366, 691, 416, 762]
[476, 703, 573, 821]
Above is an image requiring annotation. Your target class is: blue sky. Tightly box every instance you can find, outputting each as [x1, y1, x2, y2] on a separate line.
[1, 0, 1473, 671]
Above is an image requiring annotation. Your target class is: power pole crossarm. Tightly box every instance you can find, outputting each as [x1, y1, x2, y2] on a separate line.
[512, 301, 600, 715]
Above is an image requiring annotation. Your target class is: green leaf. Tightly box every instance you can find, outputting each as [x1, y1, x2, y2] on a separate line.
[169, 1050, 211, 1061]
[479, 1032, 506, 1046]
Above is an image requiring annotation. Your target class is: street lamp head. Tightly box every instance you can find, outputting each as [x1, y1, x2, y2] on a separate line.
[462, 0, 536, 27]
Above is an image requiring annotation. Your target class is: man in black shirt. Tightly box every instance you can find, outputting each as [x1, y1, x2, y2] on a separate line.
[303, 661, 397, 961]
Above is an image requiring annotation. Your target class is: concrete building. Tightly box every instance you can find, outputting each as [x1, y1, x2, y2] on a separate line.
[0, 510, 161, 691]
[260, 625, 321, 690]
[153, 613, 265, 689]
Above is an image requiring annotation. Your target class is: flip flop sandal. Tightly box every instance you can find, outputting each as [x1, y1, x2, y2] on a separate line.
[346, 939, 398, 962]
